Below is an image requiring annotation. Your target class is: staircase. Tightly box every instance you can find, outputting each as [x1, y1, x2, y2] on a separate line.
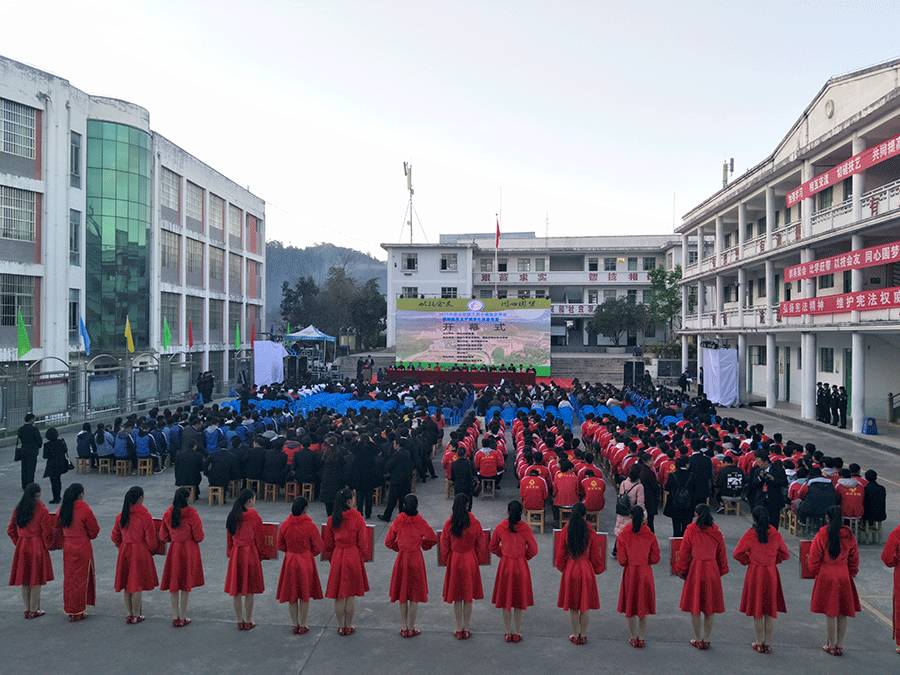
[550, 355, 631, 385]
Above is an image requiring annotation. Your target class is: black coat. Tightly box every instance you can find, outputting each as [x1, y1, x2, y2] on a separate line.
[864, 482, 887, 522]
[351, 441, 378, 491]
[688, 453, 713, 501]
[243, 447, 266, 480]
[451, 457, 475, 496]
[262, 448, 287, 485]
[206, 451, 236, 487]
[638, 463, 660, 515]
[293, 449, 321, 484]
[384, 448, 413, 486]
[747, 464, 787, 511]
[663, 470, 694, 520]
[797, 479, 836, 521]
[175, 449, 205, 487]
[42, 439, 70, 478]
[16, 423, 42, 460]
[181, 426, 204, 454]
[319, 453, 346, 506]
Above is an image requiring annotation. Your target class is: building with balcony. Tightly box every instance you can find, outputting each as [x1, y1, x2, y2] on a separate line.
[677, 58, 900, 432]
[0, 55, 265, 389]
[383, 231, 683, 351]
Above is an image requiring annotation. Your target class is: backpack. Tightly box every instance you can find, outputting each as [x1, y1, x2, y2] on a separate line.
[672, 477, 693, 512]
[615, 483, 638, 516]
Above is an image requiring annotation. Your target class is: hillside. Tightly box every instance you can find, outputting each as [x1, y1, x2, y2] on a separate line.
[265, 241, 386, 324]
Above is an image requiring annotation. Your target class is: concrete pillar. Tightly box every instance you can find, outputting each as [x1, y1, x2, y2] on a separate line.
[851, 331, 865, 433]
[765, 333, 776, 409]
[765, 186, 775, 251]
[681, 334, 689, 373]
[737, 202, 746, 258]
[851, 233, 864, 323]
[681, 285, 688, 327]
[681, 234, 688, 269]
[801, 248, 815, 327]
[714, 216, 723, 263]
[765, 260, 775, 324]
[697, 224, 705, 261]
[801, 332, 817, 419]
[696, 335, 703, 384]
[715, 275, 724, 313]
[696, 279, 705, 318]
[737, 267, 747, 325]
[737, 333, 747, 405]
[801, 160, 813, 238]
[851, 136, 865, 222]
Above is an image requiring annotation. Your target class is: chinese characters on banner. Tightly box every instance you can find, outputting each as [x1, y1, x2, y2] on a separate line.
[784, 240, 900, 282]
[551, 304, 597, 315]
[779, 286, 900, 316]
[785, 133, 900, 207]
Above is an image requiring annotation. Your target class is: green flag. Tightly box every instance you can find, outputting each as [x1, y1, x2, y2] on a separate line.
[16, 308, 31, 358]
[234, 321, 241, 350]
[286, 322, 291, 335]
[161, 316, 172, 350]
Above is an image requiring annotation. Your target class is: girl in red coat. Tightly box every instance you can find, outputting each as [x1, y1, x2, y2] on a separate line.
[160, 487, 205, 627]
[616, 505, 660, 647]
[324, 488, 370, 635]
[809, 506, 860, 656]
[277, 496, 324, 634]
[111, 486, 159, 624]
[732, 507, 789, 654]
[880, 520, 900, 654]
[675, 504, 728, 650]
[7, 483, 54, 619]
[57, 483, 99, 621]
[441, 493, 485, 640]
[385, 494, 437, 638]
[225, 488, 265, 630]
[490, 500, 538, 642]
[554, 502, 604, 645]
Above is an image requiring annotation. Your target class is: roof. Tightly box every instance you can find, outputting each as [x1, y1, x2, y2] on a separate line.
[384, 232, 679, 253]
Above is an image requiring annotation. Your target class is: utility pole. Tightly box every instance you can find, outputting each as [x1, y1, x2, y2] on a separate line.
[403, 162, 414, 243]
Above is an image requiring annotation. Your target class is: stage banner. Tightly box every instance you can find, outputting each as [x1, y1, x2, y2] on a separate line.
[395, 298, 551, 376]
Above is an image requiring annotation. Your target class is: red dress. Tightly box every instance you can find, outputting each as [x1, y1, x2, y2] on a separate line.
[555, 526, 603, 612]
[490, 520, 537, 610]
[159, 506, 205, 592]
[615, 525, 659, 618]
[732, 526, 789, 618]
[441, 514, 485, 603]
[675, 523, 728, 615]
[224, 508, 265, 596]
[111, 504, 159, 592]
[7, 501, 54, 586]
[324, 509, 370, 599]
[276, 513, 324, 602]
[385, 513, 438, 603]
[59, 500, 100, 614]
[809, 525, 860, 617]
[880, 524, 900, 645]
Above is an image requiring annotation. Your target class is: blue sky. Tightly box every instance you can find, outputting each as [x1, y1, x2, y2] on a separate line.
[4, 1, 900, 257]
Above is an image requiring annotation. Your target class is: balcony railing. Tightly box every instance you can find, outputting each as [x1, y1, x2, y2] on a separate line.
[771, 220, 802, 248]
[862, 177, 900, 221]
[720, 246, 739, 266]
[742, 234, 767, 259]
[811, 198, 853, 233]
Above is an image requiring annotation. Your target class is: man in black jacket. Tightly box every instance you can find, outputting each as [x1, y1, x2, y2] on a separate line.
[16, 414, 43, 490]
[205, 447, 236, 492]
[242, 437, 267, 481]
[293, 438, 321, 485]
[377, 436, 413, 522]
[715, 454, 745, 511]
[747, 451, 788, 529]
[637, 453, 660, 531]
[687, 441, 713, 507]
[175, 443, 205, 500]
[262, 441, 288, 486]
[181, 417, 204, 460]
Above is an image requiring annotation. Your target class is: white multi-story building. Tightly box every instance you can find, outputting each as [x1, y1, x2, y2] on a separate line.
[677, 58, 900, 433]
[0, 55, 265, 389]
[383, 231, 683, 350]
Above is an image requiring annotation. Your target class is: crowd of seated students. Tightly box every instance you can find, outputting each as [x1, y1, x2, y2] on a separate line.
[472, 382, 574, 417]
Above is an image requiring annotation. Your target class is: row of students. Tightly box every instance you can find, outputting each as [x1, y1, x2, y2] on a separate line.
[6, 483, 896, 654]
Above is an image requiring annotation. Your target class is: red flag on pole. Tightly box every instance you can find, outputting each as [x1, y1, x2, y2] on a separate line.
[495, 215, 500, 249]
[187, 319, 194, 348]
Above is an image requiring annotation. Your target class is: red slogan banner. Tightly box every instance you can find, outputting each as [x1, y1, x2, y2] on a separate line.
[779, 286, 900, 316]
[784, 240, 900, 282]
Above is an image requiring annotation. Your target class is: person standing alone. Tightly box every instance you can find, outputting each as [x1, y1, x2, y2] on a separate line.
[16, 414, 43, 490]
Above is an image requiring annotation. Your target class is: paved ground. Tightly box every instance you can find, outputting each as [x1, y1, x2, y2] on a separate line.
[1, 410, 899, 674]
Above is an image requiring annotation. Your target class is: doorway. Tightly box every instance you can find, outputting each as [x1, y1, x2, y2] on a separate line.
[844, 348, 852, 402]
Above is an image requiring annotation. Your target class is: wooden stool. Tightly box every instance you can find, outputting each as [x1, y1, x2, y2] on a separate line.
[263, 483, 279, 502]
[137, 458, 153, 476]
[863, 520, 883, 545]
[98, 458, 112, 474]
[586, 511, 602, 532]
[480, 478, 496, 499]
[208, 486, 225, 506]
[228, 480, 242, 499]
[787, 509, 798, 536]
[445, 480, 454, 499]
[722, 498, 741, 516]
[115, 460, 130, 477]
[559, 506, 573, 527]
[372, 486, 383, 506]
[284, 481, 300, 501]
[844, 517, 862, 540]
[245, 479, 262, 496]
[300, 483, 315, 501]
[76, 458, 92, 474]
[525, 508, 545, 534]
[176, 486, 196, 503]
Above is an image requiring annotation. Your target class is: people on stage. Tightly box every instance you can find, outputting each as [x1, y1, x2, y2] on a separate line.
[159, 486, 205, 627]
[57, 483, 99, 621]
[441, 494, 485, 640]
[111, 486, 159, 624]
[490, 500, 538, 642]
[276, 495, 324, 635]
[616, 505, 659, 647]
[225, 488, 265, 630]
[7, 483, 54, 619]
[554, 502, 604, 645]
[324, 488, 370, 635]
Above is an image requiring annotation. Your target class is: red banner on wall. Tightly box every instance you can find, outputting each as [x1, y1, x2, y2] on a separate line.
[779, 286, 900, 316]
[785, 133, 900, 208]
[784, 240, 900, 282]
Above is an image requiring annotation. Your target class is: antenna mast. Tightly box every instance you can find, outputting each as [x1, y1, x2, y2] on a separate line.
[403, 162, 414, 244]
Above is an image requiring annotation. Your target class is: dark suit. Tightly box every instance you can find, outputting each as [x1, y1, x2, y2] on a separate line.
[16, 423, 43, 490]
[175, 448, 205, 495]
[688, 452, 713, 506]
[747, 464, 787, 529]
[381, 448, 413, 520]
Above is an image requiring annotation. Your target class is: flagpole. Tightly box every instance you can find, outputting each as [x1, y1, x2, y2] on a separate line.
[494, 213, 498, 299]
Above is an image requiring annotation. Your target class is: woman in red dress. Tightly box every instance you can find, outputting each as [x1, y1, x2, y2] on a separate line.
[160, 486, 205, 627]
[554, 502, 604, 645]
[7, 483, 54, 619]
[57, 483, 99, 621]
[385, 494, 437, 638]
[616, 505, 660, 648]
[732, 506, 789, 654]
[277, 496, 324, 634]
[111, 486, 159, 624]
[324, 488, 370, 635]
[880, 519, 900, 654]
[490, 500, 538, 642]
[675, 504, 728, 650]
[442, 493, 485, 640]
[809, 505, 860, 656]
[224, 488, 265, 630]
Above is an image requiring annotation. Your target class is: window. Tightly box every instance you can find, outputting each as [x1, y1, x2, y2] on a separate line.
[69, 210, 81, 266]
[774, 274, 781, 303]
[160, 167, 181, 212]
[402, 253, 418, 271]
[209, 194, 225, 239]
[441, 287, 458, 299]
[644, 322, 656, 338]
[209, 247, 225, 282]
[535, 258, 546, 272]
[784, 206, 791, 223]
[228, 204, 242, 241]
[229, 253, 242, 293]
[604, 257, 616, 271]
[842, 177, 852, 201]
[819, 347, 834, 373]
[642, 289, 653, 304]
[587, 290, 598, 304]
[185, 182, 204, 222]
[497, 289, 508, 299]
[757, 277, 766, 298]
[480, 258, 493, 273]
[757, 345, 767, 366]
[627, 257, 638, 271]
[1, 99, 36, 158]
[0, 274, 34, 329]
[627, 289, 637, 302]
[208, 299, 224, 342]
[745, 221, 754, 240]
[69, 132, 81, 188]
[603, 290, 616, 303]
[479, 289, 492, 299]
[401, 286, 418, 298]
[440, 253, 458, 271]
[186, 296, 204, 342]
[818, 274, 834, 290]
[843, 270, 851, 293]
[535, 289, 546, 298]
[688, 250, 698, 265]
[160, 292, 181, 344]
[643, 257, 656, 271]
[587, 257, 598, 272]
[228, 302, 242, 344]
[817, 186, 833, 211]
[774, 210, 781, 227]
[160, 229, 181, 272]
[517, 289, 531, 298]
[517, 258, 531, 272]
[0, 186, 36, 241]
[186, 238, 203, 276]
[68, 289, 79, 344]
[497, 258, 508, 272]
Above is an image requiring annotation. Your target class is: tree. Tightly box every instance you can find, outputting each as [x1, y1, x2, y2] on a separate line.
[588, 296, 648, 347]
[647, 265, 683, 338]
[350, 278, 387, 349]
[280, 276, 320, 332]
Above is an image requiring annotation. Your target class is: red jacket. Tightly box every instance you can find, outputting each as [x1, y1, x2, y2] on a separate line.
[519, 475, 549, 510]
[581, 476, 606, 512]
[553, 472, 580, 507]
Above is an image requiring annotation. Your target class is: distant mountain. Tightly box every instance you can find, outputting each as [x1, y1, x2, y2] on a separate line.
[265, 241, 386, 324]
